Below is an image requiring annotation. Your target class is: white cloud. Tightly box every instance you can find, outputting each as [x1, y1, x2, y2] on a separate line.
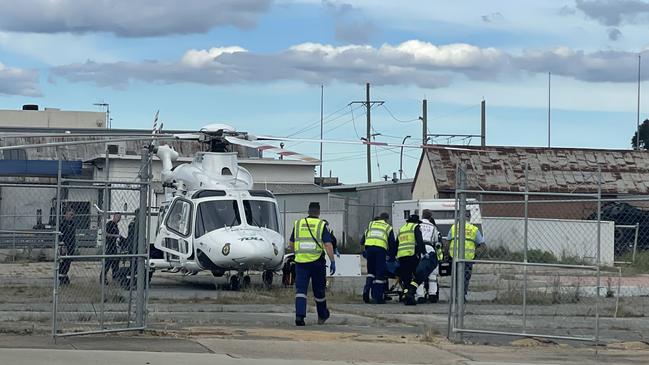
[0, 0, 271, 37]
[49, 40, 648, 90]
[0, 62, 40, 96]
[181, 47, 248, 68]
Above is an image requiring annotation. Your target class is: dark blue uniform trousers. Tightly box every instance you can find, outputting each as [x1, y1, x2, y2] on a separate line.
[363, 246, 387, 302]
[295, 259, 330, 320]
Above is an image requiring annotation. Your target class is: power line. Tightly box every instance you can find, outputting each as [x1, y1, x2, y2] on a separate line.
[286, 104, 349, 137]
[350, 104, 361, 139]
[381, 104, 420, 123]
[287, 104, 364, 137]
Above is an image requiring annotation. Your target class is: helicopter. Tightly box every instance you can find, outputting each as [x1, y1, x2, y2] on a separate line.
[148, 123, 315, 290]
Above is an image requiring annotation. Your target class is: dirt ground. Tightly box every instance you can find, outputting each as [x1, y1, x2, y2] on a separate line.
[1, 261, 648, 356]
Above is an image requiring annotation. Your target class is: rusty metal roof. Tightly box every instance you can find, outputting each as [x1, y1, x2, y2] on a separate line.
[425, 146, 649, 194]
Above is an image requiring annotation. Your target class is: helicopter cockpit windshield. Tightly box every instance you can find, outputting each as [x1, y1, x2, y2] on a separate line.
[243, 200, 279, 232]
[195, 200, 241, 238]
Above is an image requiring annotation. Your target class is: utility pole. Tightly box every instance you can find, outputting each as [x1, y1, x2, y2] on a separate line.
[548, 72, 551, 148]
[366, 84, 371, 182]
[481, 99, 486, 147]
[637, 54, 641, 150]
[350, 83, 384, 183]
[422, 99, 428, 145]
[319, 84, 324, 179]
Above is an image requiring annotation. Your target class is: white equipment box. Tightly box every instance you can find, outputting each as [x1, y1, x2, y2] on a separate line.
[325, 254, 361, 277]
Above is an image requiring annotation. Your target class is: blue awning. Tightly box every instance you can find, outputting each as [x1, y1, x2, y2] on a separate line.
[0, 160, 83, 177]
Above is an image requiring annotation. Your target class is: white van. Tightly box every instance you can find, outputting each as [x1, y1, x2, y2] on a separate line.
[391, 199, 482, 237]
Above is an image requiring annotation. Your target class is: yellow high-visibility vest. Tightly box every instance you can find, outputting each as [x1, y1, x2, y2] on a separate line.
[293, 217, 325, 263]
[364, 220, 391, 250]
[449, 223, 478, 260]
[397, 223, 418, 258]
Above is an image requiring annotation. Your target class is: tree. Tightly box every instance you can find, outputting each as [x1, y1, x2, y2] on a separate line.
[631, 119, 649, 150]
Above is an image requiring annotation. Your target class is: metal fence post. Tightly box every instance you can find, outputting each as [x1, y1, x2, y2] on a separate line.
[99, 149, 109, 330]
[447, 162, 460, 340]
[283, 200, 287, 243]
[144, 153, 153, 328]
[135, 148, 150, 328]
[51, 148, 62, 337]
[523, 164, 529, 333]
[595, 167, 602, 352]
[457, 165, 467, 341]
[632, 223, 639, 264]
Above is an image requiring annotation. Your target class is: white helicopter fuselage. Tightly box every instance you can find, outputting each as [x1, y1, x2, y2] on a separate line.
[150, 147, 285, 278]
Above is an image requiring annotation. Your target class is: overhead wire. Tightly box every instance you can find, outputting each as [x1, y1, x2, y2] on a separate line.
[287, 104, 364, 137]
[381, 104, 420, 123]
[285, 104, 349, 137]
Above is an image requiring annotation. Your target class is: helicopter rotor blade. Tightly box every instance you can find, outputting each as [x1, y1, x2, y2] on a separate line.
[0, 132, 176, 139]
[225, 136, 320, 162]
[255, 135, 484, 152]
[0, 136, 176, 151]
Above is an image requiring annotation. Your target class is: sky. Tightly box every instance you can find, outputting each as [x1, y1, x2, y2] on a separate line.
[1, 0, 649, 183]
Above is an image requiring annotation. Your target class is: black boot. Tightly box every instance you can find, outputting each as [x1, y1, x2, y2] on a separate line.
[295, 317, 305, 326]
[363, 292, 370, 304]
[403, 283, 417, 306]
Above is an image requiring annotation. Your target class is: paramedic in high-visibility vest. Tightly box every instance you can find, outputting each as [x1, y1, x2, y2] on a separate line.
[289, 202, 336, 326]
[446, 210, 486, 300]
[360, 212, 396, 304]
[396, 214, 426, 306]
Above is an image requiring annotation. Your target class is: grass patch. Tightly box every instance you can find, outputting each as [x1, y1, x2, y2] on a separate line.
[493, 275, 581, 305]
[618, 251, 649, 275]
[482, 246, 592, 265]
[420, 326, 441, 343]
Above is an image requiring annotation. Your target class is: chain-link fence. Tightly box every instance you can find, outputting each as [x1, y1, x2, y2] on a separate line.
[0, 147, 152, 337]
[53, 151, 151, 336]
[0, 183, 59, 334]
[448, 164, 649, 345]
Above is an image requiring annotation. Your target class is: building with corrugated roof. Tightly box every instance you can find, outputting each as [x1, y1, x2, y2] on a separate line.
[412, 146, 649, 219]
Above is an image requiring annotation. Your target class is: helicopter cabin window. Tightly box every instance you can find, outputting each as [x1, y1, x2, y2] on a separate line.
[166, 199, 192, 237]
[243, 200, 279, 232]
[195, 200, 241, 238]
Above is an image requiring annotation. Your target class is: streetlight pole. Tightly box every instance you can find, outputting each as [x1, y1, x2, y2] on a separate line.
[637, 54, 641, 150]
[399, 135, 411, 180]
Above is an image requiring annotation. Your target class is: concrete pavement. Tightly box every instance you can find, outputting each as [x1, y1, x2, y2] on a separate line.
[1, 333, 648, 365]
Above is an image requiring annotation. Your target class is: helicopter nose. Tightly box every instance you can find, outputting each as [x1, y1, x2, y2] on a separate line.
[227, 236, 278, 264]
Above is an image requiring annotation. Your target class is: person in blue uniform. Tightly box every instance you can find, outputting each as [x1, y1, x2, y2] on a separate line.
[289, 202, 336, 326]
[360, 212, 396, 304]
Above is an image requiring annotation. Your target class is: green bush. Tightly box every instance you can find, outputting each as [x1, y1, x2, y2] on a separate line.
[480, 246, 558, 263]
[618, 251, 649, 275]
[528, 249, 558, 263]
[340, 237, 362, 254]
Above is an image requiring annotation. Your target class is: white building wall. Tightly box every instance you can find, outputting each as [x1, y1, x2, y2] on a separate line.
[244, 162, 315, 184]
[0, 186, 56, 230]
[0, 109, 106, 129]
[482, 217, 615, 266]
[412, 160, 437, 200]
